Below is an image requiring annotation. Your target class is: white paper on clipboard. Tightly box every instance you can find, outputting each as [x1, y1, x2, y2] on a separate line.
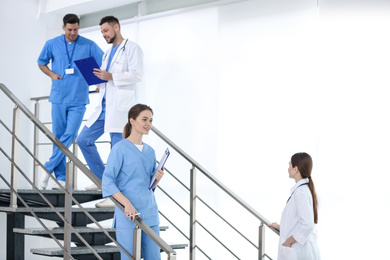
[149, 148, 170, 190]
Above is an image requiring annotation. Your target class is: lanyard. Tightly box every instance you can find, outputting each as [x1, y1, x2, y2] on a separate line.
[64, 35, 77, 68]
[286, 183, 308, 204]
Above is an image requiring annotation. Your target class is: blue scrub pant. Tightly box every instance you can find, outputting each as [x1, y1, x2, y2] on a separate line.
[77, 112, 122, 180]
[116, 223, 161, 260]
[45, 103, 86, 181]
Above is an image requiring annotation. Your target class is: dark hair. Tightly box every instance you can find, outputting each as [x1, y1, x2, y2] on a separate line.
[63, 14, 79, 26]
[123, 104, 153, 138]
[291, 152, 318, 224]
[99, 16, 120, 27]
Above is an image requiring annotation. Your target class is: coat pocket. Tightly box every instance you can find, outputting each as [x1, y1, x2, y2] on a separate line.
[280, 245, 297, 260]
[115, 88, 135, 111]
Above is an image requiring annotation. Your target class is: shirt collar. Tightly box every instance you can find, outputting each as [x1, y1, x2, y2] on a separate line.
[290, 178, 309, 194]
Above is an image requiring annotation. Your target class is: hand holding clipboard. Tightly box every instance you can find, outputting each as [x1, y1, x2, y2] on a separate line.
[149, 148, 170, 190]
[74, 57, 107, 85]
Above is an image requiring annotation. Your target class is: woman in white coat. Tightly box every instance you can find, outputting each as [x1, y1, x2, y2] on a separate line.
[269, 152, 320, 260]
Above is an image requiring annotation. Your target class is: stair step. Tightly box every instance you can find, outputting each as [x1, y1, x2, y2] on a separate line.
[14, 227, 116, 246]
[31, 245, 120, 260]
[31, 244, 188, 258]
[14, 226, 169, 236]
[14, 226, 170, 246]
[0, 206, 114, 226]
[0, 189, 103, 207]
[31, 245, 117, 256]
[14, 227, 116, 235]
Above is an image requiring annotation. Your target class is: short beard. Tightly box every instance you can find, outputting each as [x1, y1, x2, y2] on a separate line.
[109, 33, 116, 44]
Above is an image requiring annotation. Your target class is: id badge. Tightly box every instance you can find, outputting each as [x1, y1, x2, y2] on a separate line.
[65, 68, 74, 74]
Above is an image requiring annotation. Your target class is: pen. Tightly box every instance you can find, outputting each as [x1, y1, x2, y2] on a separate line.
[128, 213, 140, 221]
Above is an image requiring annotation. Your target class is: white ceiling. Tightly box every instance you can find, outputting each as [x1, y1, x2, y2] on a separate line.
[40, 0, 141, 16]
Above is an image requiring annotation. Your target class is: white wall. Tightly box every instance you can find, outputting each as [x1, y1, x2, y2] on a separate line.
[1, 0, 390, 259]
[316, 3, 390, 258]
[83, 1, 390, 259]
[0, 1, 57, 259]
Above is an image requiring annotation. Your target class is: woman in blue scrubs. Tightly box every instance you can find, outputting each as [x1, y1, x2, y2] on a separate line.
[102, 104, 164, 260]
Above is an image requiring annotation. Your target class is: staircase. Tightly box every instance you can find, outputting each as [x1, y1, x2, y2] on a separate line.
[0, 82, 279, 260]
[0, 189, 187, 259]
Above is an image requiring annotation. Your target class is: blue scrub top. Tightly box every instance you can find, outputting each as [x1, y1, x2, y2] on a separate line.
[37, 35, 103, 105]
[102, 139, 160, 228]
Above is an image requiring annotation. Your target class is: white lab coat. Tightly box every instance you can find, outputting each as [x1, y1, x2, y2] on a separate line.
[278, 179, 321, 260]
[86, 39, 143, 133]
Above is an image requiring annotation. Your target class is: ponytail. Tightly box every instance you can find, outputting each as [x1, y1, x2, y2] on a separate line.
[308, 178, 318, 224]
[123, 121, 132, 139]
[291, 152, 318, 224]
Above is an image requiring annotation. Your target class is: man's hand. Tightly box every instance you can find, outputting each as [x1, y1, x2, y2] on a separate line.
[38, 64, 62, 81]
[93, 68, 113, 81]
[50, 73, 62, 81]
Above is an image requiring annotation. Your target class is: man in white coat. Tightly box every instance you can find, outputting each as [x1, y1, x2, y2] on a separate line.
[77, 16, 143, 207]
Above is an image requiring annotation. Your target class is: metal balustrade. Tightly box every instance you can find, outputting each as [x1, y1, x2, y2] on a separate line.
[151, 127, 280, 259]
[1, 81, 280, 259]
[0, 83, 176, 260]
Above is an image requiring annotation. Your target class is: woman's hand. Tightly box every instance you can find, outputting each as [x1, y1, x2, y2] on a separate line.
[150, 168, 165, 190]
[155, 168, 165, 181]
[268, 222, 280, 231]
[282, 236, 297, 248]
[124, 201, 138, 221]
[112, 192, 139, 221]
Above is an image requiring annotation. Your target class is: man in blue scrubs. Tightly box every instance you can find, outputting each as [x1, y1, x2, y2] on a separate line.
[37, 13, 103, 189]
[77, 16, 143, 207]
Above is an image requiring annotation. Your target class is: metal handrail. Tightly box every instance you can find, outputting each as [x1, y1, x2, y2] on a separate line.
[151, 125, 279, 259]
[30, 90, 98, 101]
[158, 210, 189, 240]
[0, 174, 77, 260]
[0, 149, 103, 260]
[196, 219, 240, 259]
[0, 121, 132, 259]
[161, 164, 190, 191]
[151, 126, 279, 235]
[158, 166, 268, 259]
[0, 83, 176, 259]
[158, 186, 189, 215]
[26, 85, 278, 258]
[196, 195, 258, 249]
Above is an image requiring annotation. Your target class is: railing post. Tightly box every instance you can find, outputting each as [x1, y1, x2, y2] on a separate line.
[168, 252, 176, 260]
[10, 106, 20, 208]
[190, 166, 196, 260]
[72, 140, 78, 189]
[258, 222, 265, 260]
[33, 101, 40, 187]
[64, 161, 74, 260]
[133, 226, 142, 260]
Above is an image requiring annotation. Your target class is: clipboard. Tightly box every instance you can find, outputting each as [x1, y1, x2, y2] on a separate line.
[74, 57, 107, 85]
[149, 148, 170, 190]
